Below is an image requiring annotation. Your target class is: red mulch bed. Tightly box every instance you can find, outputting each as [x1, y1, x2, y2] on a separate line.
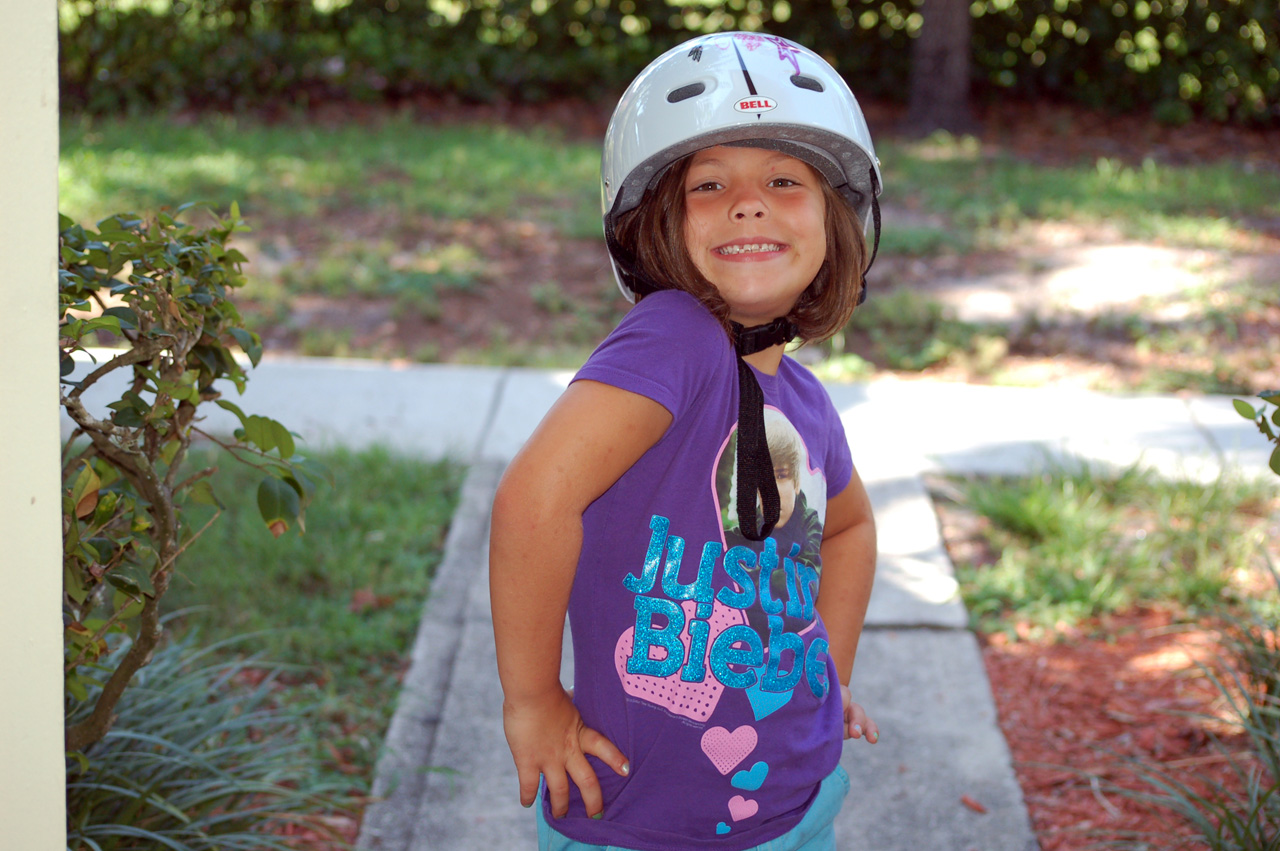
[982, 607, 1264, 850]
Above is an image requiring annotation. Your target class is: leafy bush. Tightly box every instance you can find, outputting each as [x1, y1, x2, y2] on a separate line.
[1235, 391, 1280, 478]
[60, 204, 324, 753]
[971, 0, 1279, 126]
[66, 629, 349, 850]
[58, 0, 1279, 126]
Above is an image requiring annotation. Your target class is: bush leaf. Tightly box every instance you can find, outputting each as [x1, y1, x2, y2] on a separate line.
[257, 476, 300, 538]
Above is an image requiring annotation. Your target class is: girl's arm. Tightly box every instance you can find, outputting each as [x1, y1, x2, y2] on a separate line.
[490, 379, 672, 820]
[814, 467, 879, 743]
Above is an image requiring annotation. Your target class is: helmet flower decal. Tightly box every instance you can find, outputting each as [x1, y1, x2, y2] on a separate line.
[734, 33, 803, 76]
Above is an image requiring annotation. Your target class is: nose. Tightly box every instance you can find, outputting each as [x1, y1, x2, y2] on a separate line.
[728, 186, 768, 221]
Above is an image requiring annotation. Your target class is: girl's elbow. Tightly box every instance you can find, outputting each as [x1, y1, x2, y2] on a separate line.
[492, 464, 579, 533]
[492, 469, 541, 531]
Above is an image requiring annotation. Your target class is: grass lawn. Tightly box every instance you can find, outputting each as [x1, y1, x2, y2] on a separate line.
[163, 444, 465, 788]
[936, 464, 1279, 638]
[58, 112, 1280, 383]
[60, 112, 603, 237]
[61, 113, 1280, 252]
[877, 133, 1279, 252]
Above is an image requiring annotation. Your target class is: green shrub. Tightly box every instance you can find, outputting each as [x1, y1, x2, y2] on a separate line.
[970, 0, 1280, 127]
[60, 204, 324, 753]
[1235, 391, 1280, 478]
[58, 1, 1279, 127]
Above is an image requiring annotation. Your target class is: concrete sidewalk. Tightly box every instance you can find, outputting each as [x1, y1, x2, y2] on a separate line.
[63, 356, 1276, 850]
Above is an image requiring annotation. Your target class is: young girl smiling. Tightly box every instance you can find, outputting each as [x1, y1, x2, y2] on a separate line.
[491, 32, 883, 851]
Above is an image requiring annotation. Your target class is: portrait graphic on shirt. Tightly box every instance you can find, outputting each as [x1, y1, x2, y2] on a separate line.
[716, 406, 827, 641]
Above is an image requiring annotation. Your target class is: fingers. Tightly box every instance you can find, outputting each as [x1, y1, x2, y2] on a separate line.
[580, 726, 631, 779]
[573, 726, 629, 819]
[504, 696, 629, 820]
[531, 727, 628, 820]
[566, 750, 604, 820]
[843, 697, 880, 744]
[544, 767, 572, 819]
[517, 761, 542, 809]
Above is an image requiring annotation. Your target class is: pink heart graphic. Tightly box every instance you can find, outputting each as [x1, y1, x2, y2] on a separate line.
[614, 600, 744, 723]
[728, 795, 759, 822]
[701, 725, 758, 776]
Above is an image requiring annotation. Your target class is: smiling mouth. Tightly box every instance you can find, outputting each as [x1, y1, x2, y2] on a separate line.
[715, 243, 783, 256]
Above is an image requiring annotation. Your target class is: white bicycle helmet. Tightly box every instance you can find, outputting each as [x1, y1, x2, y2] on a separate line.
[602, 31, 883, 303]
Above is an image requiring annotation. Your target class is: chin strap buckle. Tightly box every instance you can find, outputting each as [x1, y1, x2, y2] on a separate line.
[731, 317, 796, 356]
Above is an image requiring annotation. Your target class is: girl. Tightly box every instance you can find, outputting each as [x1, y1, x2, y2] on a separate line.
[491, 32, 882, 851]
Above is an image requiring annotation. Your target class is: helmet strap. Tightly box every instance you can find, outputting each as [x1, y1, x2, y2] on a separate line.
[603, 216, 661, 298]
[859, 169, 882, 306]
[729, 317, 796, 542]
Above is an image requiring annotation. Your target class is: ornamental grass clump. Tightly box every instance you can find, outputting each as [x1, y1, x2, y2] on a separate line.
[65, 629, 351, 851]
[1105, 604, 1280, 851]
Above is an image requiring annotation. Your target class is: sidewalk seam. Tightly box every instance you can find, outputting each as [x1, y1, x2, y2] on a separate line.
[473, 369, 510, 462]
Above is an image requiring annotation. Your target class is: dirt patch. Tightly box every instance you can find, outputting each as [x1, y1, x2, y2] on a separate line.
[237, 97, 1280, 390]
[982, 607, 1259, 851]
[244, 214, 626, 363]
[243, 213, 1280, 391]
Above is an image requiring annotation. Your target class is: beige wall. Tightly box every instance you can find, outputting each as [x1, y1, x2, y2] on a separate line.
[0, 1, 66, 847]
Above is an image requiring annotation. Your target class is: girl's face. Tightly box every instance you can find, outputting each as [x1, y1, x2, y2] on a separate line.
[682, 145, 826, 327]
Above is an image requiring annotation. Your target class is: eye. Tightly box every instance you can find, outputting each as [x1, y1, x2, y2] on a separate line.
[688, 180, 722, 192]
[769, 177, 800, 188]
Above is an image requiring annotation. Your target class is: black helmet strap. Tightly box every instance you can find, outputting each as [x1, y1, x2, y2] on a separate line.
[730, 316, 796, 542]
[858, 169, 882, 307]
[603, 214, 661, 299]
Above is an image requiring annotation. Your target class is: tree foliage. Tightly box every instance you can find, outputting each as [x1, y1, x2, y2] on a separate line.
[59, 204, 325, 753]
[58, 0, 1279, 126]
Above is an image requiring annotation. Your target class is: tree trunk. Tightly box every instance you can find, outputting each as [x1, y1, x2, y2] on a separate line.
[905, 0, 978, 136]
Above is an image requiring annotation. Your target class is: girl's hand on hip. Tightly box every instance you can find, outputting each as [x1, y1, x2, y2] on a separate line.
[502, 686, 630, 820]
[841, 683, 879, 744]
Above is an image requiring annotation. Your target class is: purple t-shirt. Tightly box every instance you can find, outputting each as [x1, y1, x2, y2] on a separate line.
[550, 290, 854, 850]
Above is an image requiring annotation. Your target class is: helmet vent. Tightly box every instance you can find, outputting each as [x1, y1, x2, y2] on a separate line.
[789, 74, 824, 92]
[666, 82, 706, 103]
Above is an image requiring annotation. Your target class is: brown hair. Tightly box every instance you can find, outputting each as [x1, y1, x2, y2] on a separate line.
[612, 151, 867, 344]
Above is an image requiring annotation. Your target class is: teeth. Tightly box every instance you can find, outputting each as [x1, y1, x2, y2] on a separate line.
[717, 243, 782, 255]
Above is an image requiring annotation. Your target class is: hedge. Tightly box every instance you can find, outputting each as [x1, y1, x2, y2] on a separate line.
[59, 0, 1278, 126]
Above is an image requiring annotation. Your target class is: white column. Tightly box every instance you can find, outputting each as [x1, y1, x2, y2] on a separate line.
[0, 1, 66, 847]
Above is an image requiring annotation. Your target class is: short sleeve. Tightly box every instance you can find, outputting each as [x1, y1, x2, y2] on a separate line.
[573, 290, 732, 419]
[824, 405, 854, 497]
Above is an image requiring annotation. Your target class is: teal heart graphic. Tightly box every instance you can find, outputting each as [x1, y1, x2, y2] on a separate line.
[731, 761, 769, 792]
[745, 667, 793, 720]
[716, 822, 731, 835]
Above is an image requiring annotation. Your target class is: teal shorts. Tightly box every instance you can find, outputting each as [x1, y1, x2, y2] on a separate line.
[535, 764, 850, 851]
